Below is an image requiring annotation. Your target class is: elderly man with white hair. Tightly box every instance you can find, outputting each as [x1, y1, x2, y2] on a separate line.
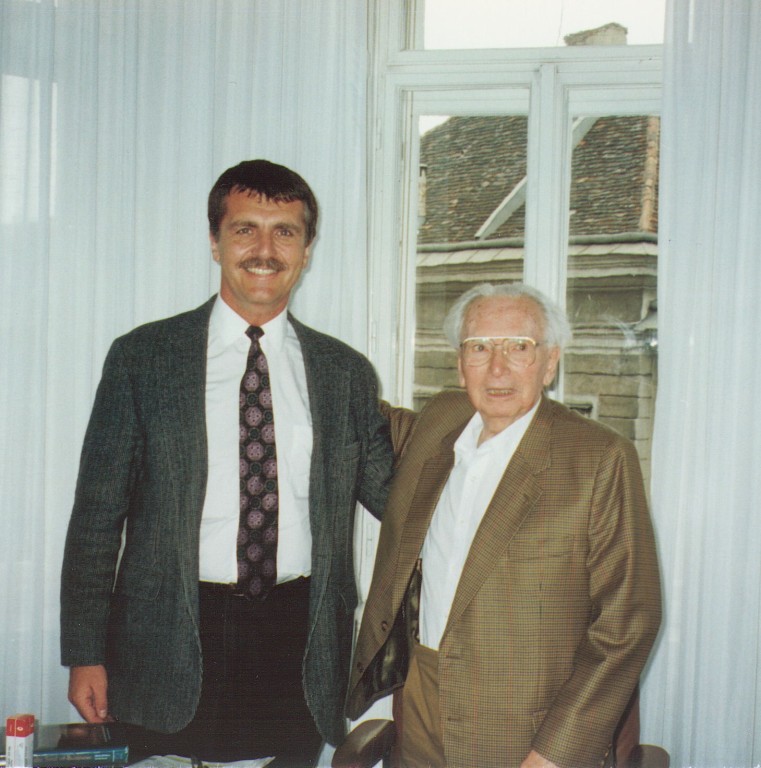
[346, 283, 661, 768]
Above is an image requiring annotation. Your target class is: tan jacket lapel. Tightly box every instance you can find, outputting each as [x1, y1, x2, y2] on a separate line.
[393, 427, 460, 607]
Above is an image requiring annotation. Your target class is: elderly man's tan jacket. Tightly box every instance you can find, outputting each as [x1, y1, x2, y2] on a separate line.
[346, 391, 661, 768]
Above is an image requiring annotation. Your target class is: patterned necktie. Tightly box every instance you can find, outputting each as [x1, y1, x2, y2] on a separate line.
[237, 325, 278, 599]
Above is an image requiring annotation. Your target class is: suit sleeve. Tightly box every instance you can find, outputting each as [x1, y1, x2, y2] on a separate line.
[60, 338, 142, 667]
[531, 438, 662, 767]
[352, 360, 395, 521]
[379, 400, 418, 460]
[360, 398, 421, 520]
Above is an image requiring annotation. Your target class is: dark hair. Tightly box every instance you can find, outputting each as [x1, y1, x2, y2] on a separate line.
[208, 159, 319, 244]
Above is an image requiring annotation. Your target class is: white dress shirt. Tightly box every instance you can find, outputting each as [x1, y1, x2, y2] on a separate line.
[418, 399, 540, 650]
[199, 296, 313, 584]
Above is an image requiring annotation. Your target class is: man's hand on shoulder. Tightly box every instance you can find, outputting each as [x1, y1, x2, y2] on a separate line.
[68, 664, 112, 723]
[520, 749, 560, 768]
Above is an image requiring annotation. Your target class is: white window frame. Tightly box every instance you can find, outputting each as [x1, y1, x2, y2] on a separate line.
[366, 0, 663, 406]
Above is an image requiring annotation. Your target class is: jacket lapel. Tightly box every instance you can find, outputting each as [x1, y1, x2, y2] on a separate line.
[444, 397, 553, 635]
[289, 316, 350, 578]
[392, 427, 461, 607]
[158, 298, 214, 538]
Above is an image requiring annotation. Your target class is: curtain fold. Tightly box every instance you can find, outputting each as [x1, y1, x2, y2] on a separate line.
[642, 1, 761, 764]
[0, 0, 368, 725]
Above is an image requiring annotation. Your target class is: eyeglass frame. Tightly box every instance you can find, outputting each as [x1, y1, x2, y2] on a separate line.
[459, 336, 546, 367]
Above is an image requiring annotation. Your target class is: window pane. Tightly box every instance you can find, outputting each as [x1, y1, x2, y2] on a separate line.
[413, 111, 659, 486]
[423, 0, 665, 49]
[564, 115, 659, 484]
[415, 115, 528, 410]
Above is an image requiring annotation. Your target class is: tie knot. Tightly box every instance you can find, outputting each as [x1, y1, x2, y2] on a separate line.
[246, 325, 264, 342]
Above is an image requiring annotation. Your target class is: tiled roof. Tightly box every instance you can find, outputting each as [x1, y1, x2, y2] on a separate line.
[418, 115, 659, 245]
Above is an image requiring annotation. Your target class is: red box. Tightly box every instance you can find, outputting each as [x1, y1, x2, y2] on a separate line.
[5, 714, 35, 768]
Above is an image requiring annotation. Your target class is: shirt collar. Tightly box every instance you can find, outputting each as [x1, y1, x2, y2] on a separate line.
[209, 294, 288, 353]
[455, 397, 541, 459]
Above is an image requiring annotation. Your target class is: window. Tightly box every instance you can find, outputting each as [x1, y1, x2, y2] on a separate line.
[415, 113, 529, 408]
[367, 1, 662, 487]
[422, 0, 666, 49]
[565, 114, 659, 480]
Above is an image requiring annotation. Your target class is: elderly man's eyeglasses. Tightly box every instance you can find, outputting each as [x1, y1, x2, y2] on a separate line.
[460, 336, 543, 368]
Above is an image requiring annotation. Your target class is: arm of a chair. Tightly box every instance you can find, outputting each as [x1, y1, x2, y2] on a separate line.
[332, 719, 396, 768]
[627, 745, 670, 768]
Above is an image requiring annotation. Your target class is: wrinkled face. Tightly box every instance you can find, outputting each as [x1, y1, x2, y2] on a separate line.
[458, 295, 560, 442]
[210, 191, 311, 326]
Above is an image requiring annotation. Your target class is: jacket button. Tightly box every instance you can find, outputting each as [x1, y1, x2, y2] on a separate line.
[381, 620, 389, 632]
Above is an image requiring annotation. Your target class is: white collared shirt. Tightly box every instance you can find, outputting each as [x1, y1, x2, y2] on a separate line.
[418, 399, 540, 650]
[199, 296, 313, 583]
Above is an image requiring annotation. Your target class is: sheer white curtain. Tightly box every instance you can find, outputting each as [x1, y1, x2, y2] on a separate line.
[0, 0, 369, 725]
[641, 0, 761, 764]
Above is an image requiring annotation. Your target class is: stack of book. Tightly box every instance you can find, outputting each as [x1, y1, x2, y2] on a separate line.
[2, 722, 129, 768]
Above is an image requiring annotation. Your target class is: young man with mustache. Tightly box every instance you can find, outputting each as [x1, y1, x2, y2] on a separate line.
[61, 160, 394, 767]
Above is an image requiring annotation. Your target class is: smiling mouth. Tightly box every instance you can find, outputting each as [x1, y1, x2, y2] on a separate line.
[240, 258, 285, 275]
[486, 388, 514, 396]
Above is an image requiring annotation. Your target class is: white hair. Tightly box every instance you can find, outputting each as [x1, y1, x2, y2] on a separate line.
[442, 282, 572, 350]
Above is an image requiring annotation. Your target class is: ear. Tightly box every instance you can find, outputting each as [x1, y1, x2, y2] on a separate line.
[542, 346, 561, 387]
[209, 232, 220, 262]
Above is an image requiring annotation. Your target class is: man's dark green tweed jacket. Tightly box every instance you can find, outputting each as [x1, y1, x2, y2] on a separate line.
[61, 296, 393, 745]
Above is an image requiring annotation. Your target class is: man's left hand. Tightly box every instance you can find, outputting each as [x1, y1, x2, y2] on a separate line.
[520, 749, 560, 768]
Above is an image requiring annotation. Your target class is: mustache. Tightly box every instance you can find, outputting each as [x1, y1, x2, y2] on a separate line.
[238, 257, 286, 273]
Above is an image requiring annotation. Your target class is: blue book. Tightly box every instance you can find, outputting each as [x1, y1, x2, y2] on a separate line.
[2, 722, 129, 767]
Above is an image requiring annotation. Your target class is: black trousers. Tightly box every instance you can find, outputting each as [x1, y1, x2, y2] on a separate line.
[126, 577, 322, 767]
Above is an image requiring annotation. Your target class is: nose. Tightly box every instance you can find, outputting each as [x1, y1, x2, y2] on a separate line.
[487, 346, 510, 375]
[253, 230, 275, 257]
